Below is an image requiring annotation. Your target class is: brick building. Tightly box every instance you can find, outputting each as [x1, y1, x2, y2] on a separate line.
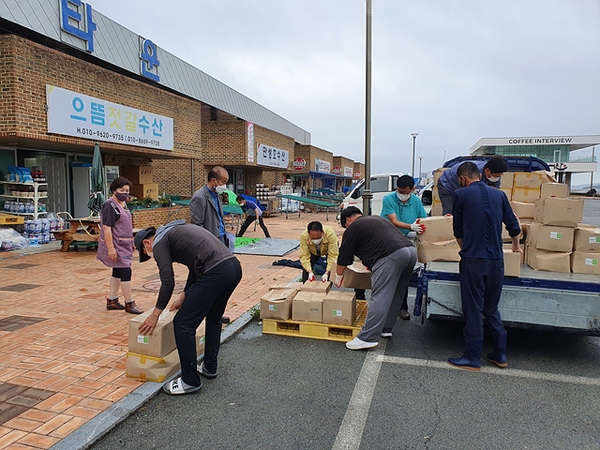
[0, 0, 361, 220]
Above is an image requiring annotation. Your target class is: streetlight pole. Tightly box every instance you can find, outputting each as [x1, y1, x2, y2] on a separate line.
[410, 132, 419, 178]
[362, 0, 373, 215]
[418, 156, 423, 186]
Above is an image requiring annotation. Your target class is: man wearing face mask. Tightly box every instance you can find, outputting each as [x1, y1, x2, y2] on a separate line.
[191, 166, 230, 247]
[380, 174, 428, 320]
[437, 157, 508, 216]
[299, 221, 339, 282]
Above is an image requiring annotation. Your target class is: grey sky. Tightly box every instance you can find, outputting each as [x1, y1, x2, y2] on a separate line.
[89, 0, 600, 181]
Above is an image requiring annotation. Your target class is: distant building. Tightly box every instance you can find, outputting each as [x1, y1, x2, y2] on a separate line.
[470, 135, 599, 186]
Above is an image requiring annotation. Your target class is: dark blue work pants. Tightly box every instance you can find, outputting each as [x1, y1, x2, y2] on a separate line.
[459, 258, 505, 341]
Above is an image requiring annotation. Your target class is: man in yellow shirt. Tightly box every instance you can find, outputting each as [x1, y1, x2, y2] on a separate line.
[299, 221, 339, 282]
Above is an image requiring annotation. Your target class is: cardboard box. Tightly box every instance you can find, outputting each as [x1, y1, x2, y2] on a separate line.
[513, 172, 543, 189]
[270, 282, 303, 291]
[300, 280, 332, 293]
[417, 239, 460, 263]
[520, 219, 533, 244]
[126, 348, 180, 382]
[526, 247, 571, 273]
[128, 310, 176, 358]
[433, 168, 448, 185]
[503, 243, 525, 263]
[503, 249, 521, 277]
[573, 226, 600, 253]
[130, 183, 159, 201]
[500, 188, 512, 201]
[570, 252, 600, 275]
[260, 288, 296, 320]
[431, 200, 443, 217]
[342, 262, 371, 290]
[122, 166, 154, 184]
[534, 197, 584, 228]
[527, 223, 574, 253]
[511, 186, 540, 203]
[540, 182, 569, 199]
[292, 291, 324, 322]
[500, 172, 514, 189]
[418, 216, 455, 243]
[536, 170, 557, 184]
[502, 218, 522, 243]
[511, 201, 536, 219]
[322, 291, 356, 326]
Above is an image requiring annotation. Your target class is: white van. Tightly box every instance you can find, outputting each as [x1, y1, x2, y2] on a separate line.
[340, 173, 402, 216]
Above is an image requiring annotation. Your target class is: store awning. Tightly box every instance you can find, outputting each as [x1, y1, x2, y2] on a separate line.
[309, 171, 337, 179]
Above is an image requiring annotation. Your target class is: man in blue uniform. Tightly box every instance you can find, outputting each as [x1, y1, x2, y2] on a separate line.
[236, 195, 271, 238]
[437, 157, 508, 215]
[448, 162, 521, 371]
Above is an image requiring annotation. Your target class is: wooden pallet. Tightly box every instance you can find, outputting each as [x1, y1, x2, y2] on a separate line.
[0, 213, 24, 225]
[262, 300, 367, 342]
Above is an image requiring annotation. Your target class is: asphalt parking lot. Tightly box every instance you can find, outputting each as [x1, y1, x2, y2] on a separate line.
[87, 293, 600, 450]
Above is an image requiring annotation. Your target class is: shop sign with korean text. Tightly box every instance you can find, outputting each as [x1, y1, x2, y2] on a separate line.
[344, 166, 354, 177]
[46, 85, 174, 150]
[257, 144, 289, 169]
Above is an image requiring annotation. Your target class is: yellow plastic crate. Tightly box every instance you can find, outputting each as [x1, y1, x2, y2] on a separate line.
[262, 300, 367, 342]
[0, 213, 24, 225]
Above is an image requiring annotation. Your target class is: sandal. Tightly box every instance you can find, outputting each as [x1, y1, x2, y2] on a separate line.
[125, 301, 144, 314]
[197, 361, 217, 379]
[162, 377, 202, 395]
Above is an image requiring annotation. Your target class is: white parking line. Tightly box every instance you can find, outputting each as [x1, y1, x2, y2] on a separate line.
[378, 355, 600, 386]
[332, 341, 387, 450]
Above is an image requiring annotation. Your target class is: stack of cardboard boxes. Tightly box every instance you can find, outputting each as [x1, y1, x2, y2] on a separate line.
[123, 165, 159, 201]
[524, 197, 592, 273]
[416, 215, 460, 263]
[126, 310, 206, 382]
[261, 275, 365, 327]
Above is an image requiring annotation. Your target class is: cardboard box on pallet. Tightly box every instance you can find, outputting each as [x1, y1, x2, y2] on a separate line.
[503, 249, 521, 277]
[323, 291, 356, 326]
[534, 197, 584, 228]
[573, 226, 600, 253]
[300, 280, 332, 293]
[270, 282, 304, 291]
[126, 322, 205, 382]
[500, 172, 514, 189]
[571, 252, 600, 275]
[128, 310, 176, 358]
[260, 288, 296, 320]
[418, 216, 454, 242]
[526, 247, 571, 273]
[527, 223, 574, 253]
[417, 240, 460, 263]
[292, 291, 324, 322]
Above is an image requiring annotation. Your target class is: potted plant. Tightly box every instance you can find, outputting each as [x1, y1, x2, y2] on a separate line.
[142, 196, 153, 209]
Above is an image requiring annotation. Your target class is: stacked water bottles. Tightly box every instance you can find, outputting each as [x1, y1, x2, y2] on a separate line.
[23, 215, 64, 245]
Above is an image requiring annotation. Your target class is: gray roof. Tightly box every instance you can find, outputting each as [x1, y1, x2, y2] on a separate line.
[0, 0, 311, 144]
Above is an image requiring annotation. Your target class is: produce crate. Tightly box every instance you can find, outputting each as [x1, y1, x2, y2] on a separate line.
[262, 300, 367, 342]
[0, 213, 24, 225]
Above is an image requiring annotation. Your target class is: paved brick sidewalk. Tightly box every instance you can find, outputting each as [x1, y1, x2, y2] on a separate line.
[0, 211, 343, 449]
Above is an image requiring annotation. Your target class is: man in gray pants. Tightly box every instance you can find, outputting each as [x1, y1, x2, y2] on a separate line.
[335, 207, 417, 350]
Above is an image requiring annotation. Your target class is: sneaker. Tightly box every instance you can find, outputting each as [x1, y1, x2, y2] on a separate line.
[125, 301, 143, 314]
[106, 297, 125, 310]
[162, 377, 202, 395]
[380, 328, 393, 338]
[399, 309, 410, 320]
[346, 337, 379, 350]
[197, 361, 217, 379]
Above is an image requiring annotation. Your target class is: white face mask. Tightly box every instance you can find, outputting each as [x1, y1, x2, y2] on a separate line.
[146, 251, 153, 258]
[487, 176, 500, 183]
[215, 184, 227, 194]
[311, 238, 323, 245]
[397, 192, 411, 202]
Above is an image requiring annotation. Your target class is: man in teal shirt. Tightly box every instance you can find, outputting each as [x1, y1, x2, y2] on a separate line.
[380, 175, 427, 319]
